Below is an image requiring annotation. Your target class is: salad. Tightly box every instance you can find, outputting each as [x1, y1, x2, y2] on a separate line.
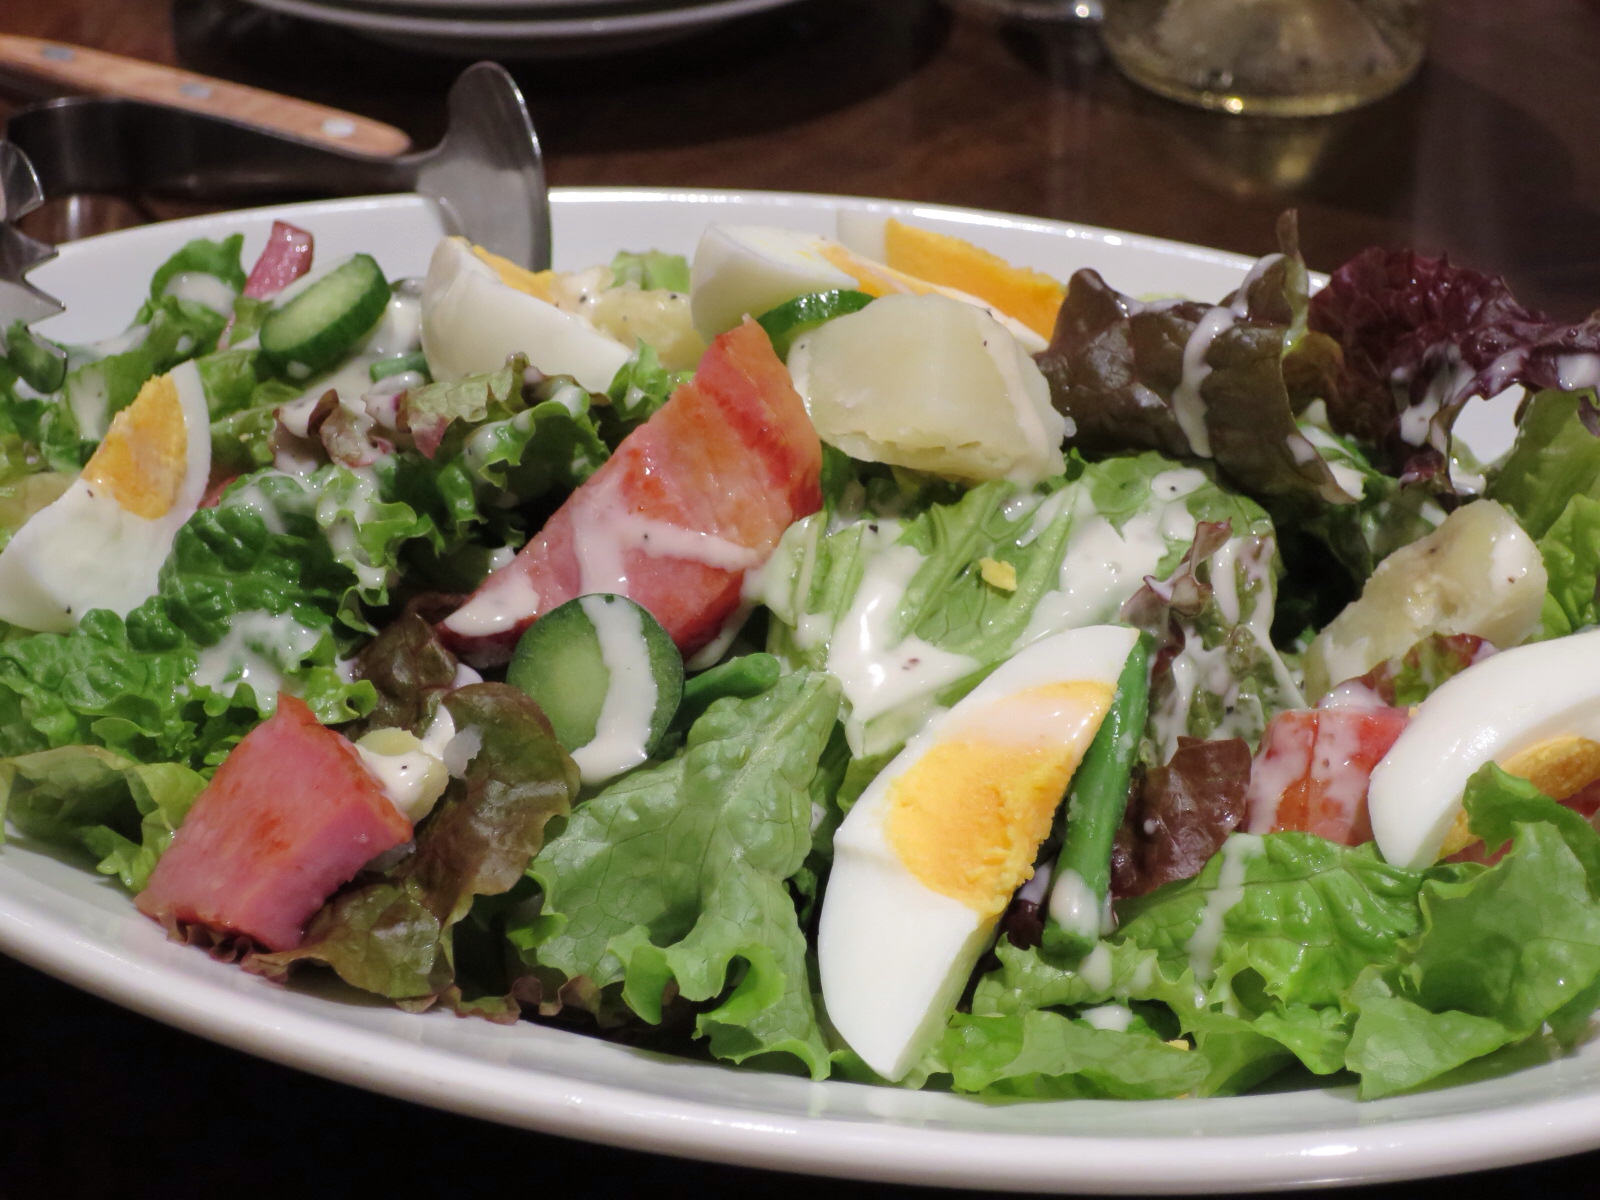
[3, 200, 1600, 1107]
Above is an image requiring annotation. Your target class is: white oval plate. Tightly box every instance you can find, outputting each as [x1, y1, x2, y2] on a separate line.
[9, 188, 1579, 1193]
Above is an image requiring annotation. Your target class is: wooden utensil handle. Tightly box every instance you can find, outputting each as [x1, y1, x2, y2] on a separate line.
[0, 35, 411, 157]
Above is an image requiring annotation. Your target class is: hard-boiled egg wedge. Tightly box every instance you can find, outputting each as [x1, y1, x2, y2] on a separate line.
[819, 624, 1138, 1081]
[419, 236, 632, 391]
[0, 360, 210, 632]
[1369, 626, 1600, 868]
[688, 224, 1049, 353]
[788, 292, 1065, 487]
[839, 215, 1067, 342]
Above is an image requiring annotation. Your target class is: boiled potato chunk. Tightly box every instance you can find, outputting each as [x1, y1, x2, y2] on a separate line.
[787, 293, 1066, 487]
[590, 287, 707, 371]
[1302, 499, 1546, 700]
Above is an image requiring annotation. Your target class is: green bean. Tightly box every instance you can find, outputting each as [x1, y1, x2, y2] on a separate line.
[1042, 634, 1151, 962]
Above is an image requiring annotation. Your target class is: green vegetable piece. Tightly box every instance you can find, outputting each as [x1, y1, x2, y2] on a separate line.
[609, 249, 691, 293]
[4, 321, 65, 394]
[1042, 633, 1151, 962]
[505, 593, 684, 767]
[756, 290, 874, 360]
[675, 652, 782, 731]
[370, 350, 430, 383]
[260, 253, 390, 379]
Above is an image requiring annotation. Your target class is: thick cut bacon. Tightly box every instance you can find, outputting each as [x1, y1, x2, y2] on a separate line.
[136, 694, 411, 951]
[440, 319, 822, 662]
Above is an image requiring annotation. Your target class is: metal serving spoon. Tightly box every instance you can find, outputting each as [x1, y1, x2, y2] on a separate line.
[3, 60, 550, 270]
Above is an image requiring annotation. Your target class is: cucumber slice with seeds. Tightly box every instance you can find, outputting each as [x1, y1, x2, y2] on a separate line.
[260, 253, 390, 379]
[506, 594, 684, 784]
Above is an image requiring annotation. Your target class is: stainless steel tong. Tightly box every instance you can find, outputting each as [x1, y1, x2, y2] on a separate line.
[0, 143, 65, 375]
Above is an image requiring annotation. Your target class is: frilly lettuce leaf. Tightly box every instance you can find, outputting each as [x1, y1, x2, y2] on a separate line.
[603, 341, 689, 436]
[1037, 214, 1353, 509]
[609, 249, 691, 293]
[961, 767, 1600, 1100]
[1111, 735, 1252, 899]
[0, 744, 206, 890]
[757, 453, 1276, 758]
[245, 684, 580, 1016]
[1308, 246, 1600, 483]
[1484, 389, 1600, 636]
[515, 669, 841, 1078]
[927, 1009, 1210, 1099]
[1490, 388, 1600, 539]
[145, 234, 247, 304]
[0, 502, 374, 770]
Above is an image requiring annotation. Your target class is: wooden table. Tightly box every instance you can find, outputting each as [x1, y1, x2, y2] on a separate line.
[4, 1, 1600, 1196]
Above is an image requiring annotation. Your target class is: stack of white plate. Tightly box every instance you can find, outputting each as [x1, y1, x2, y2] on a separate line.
[240, 0, 804, 58]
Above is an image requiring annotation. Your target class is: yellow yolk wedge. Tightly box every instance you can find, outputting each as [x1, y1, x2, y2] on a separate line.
[470, 244, 560, 304]
[1371, 627, 1600, 868]
[689, 225, 1051, 353]
[1437, 733, 1600, 858]
[0, 360, 210, 633]
[880, 218, 1066, 342]
[819, 624, 1137, 1082]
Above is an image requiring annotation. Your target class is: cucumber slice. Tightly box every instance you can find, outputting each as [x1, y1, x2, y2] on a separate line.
[506, 594, 684, 784]
[756, 290, 874, 360]
[4, 320, 66, 393]
[260, 254, 390, 379]
[370, 350, 430, 383]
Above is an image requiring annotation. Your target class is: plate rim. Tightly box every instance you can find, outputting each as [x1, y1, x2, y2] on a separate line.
[7, 186, 1594, 1194]
[236, 0, 800, 37]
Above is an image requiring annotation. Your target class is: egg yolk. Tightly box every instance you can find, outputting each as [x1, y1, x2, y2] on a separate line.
[1437, 733, 1600, 858]
[82, 372, 188, 520]
[470, 242, 559, 303]
[885, 681, 1113, 916]
[881, 219, 1065, 341]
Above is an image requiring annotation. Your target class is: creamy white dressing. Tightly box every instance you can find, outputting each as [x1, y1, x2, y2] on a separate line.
[224, 481, 287, 536]
[1185, 833, 1262, 984]
[1047, 867, 1101, 942]
[317, 467, 389, 594]
[1557, 353, 1600, 392]
[190, 610, 324, 701]
[569, 595, 659, 784]
[685, 600, 753, 671]
[89, 323, 149, 359]
[355, 733, 447, 823]
[824, 534, 979, 754]
[1016, 497, 1173, 648]
[1080, 1003, 1134, 1033]
[164, 271, 238, 315]
[1171, 307, 1235, 459]
[1077, 941, 1115, 993]
[443, 569, 542, 637]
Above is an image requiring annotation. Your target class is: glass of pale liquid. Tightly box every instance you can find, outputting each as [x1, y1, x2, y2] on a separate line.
[1100, 0, 1428, 116]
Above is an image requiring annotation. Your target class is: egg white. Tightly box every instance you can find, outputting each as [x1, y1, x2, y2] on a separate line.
[1369, 627, 1600, 868]
[819, 623, 1138, 1081]
[689, 224, 1050, 353]
[419, 237, 631, 391]
[0, 359, 210, 633]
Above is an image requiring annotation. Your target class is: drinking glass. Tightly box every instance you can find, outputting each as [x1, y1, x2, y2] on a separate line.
[1101, 0, 1428, 116]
